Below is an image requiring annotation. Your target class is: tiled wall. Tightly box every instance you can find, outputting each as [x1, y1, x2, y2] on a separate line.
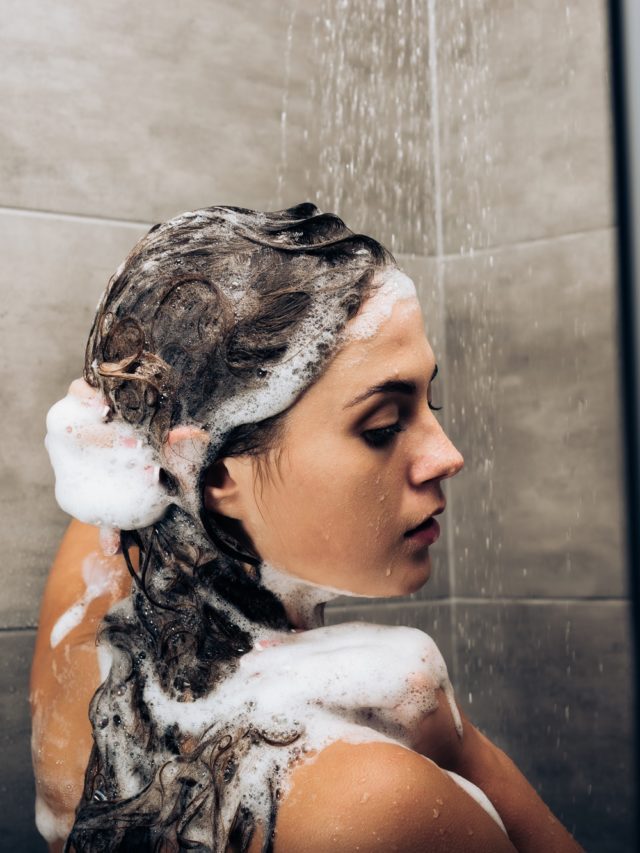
[0, 1, 631, 850]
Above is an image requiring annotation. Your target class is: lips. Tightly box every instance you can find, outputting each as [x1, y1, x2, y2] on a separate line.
[404, 505, 444, 537]
[403, 506, 444, 546]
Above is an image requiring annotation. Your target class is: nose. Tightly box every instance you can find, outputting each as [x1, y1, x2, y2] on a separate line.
[408, 419, 464, 487]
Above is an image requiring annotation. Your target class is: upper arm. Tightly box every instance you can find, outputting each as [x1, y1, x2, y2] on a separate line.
[271, 740, 517, 853]
[30, 521, 133, 842]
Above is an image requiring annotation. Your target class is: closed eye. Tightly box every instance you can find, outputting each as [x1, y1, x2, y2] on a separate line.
[362, 422, 405, 449]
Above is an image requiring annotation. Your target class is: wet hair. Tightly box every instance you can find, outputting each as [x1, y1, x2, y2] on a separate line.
[66, 203, 395, 852]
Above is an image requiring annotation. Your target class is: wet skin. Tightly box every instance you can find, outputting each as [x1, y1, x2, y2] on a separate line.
[205, 295, 464, 599]
[32, 288, 584, 853]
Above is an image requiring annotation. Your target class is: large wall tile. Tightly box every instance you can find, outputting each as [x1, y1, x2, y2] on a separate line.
[1, 0, 435, 255]
[451, 600, 634, 853]
[444, 229, 626, 598]
[437, 0, 613, 252]
[286, 0, 437, 255]
[0, 630, 46, 851]
[1, 0, 436, 255]
[0, 211, 147, 627]
[0, 0, 312, 222]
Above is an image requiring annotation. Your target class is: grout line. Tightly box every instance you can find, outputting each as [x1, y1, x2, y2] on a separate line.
[389, 224, 617, 265]
[437, 223, 617, 262]
[0, 625, 37, 633]
[328, 595, 630, 612]
[0, 204, 152, 230]
[449, 595, 630, 606]
[0, 207, 614, 255]
[327, 595, 453, 610]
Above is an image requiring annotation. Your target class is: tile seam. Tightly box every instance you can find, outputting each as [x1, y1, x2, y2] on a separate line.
[0, 205, 152, 229]
[439, 224, 617, 261]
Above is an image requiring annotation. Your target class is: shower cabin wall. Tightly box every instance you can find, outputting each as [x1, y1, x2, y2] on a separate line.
[312, 2, 631, 851]
[437, 5, 632, 852]
[0, 0, 631, 850]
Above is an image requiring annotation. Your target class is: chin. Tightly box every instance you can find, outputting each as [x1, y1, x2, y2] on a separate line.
[393, 555, 432, 596]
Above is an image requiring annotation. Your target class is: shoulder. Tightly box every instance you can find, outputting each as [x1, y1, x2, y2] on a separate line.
[264, 739, 516, 853]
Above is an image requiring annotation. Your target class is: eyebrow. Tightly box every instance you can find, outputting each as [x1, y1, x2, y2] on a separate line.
[344, 364, 439, 408]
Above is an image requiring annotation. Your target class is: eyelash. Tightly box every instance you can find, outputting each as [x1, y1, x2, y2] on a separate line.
[361, 402, 442, 449]
[362, 422, 405, 448]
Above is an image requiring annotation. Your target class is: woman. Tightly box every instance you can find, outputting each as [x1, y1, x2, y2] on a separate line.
[32, 203, 583, 852]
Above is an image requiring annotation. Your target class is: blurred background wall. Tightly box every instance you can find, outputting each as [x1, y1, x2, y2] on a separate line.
[0, 1, 632, 850]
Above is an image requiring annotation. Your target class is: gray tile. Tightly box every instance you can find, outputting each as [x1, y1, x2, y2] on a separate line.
[443, 229, 626, 598]
[287, 0, 437, 255]
[0, 0, 436, 254]
[451, 600, 634, 853]
[0, 0, 310, 222]
[326, 599, 454, 669]
[437, 0, 614, 252]
[0, 630, 46, 851]
[0, 211, 148, 627]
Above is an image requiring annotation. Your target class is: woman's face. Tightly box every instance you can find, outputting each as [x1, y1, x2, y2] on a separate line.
[215, 286, 464, 598]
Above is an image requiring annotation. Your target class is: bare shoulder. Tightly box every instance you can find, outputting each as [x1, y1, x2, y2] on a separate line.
[268, 740, 517, 853]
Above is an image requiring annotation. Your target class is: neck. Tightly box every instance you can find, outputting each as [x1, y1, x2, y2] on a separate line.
[258, 562, 341, 631]
[147, 509, 341, 636]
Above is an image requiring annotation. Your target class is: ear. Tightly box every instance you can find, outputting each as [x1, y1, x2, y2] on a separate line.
[202, 457, 247, 519]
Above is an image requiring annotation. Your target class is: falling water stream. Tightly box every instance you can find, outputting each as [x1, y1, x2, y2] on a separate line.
[271, 2, 630, 848]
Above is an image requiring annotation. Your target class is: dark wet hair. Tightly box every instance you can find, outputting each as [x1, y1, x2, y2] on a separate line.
[67, 204, 395, 852]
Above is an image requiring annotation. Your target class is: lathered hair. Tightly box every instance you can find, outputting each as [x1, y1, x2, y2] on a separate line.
[67, 203, 394, 852]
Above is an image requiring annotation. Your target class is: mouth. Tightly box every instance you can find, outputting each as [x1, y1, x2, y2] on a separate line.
[404, 506, 444, 546]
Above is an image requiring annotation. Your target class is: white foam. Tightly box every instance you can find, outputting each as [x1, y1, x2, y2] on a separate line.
[133, 619, 479, 836]
[96, 644, 114, 682]
[45, 391, 171, 531]
[444, 769, 507, 832]
[210, 295, 340, 442]
[50, 552, 118, 648]
[258, 561, 370, 629]
[345, 268, 417, 340]
[35, 795, 73, 844]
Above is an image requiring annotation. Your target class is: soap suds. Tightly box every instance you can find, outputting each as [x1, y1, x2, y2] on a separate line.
[134, 619, 474, 835]
[45, 391, 171, 531]
[444, 769, 507, 832]
[35, 795, 73, 844]
[50, 552, 118, 648]
[345, 268, 417, 340]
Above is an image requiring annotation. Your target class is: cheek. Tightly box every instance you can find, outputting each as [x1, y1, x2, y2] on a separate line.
[262, 451, 362, 554]
[291, 454, 404, 556]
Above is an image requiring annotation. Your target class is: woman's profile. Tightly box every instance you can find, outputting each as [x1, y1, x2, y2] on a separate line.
[31, 203, 583, 852]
